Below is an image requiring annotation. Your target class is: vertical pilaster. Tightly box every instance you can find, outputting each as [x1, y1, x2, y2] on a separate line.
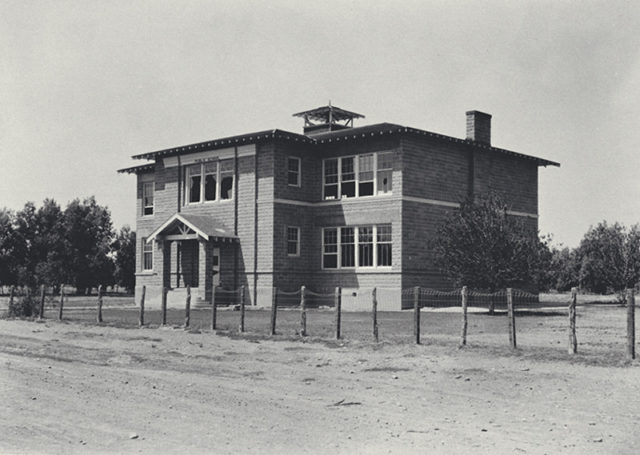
[198, 239, 212, 303]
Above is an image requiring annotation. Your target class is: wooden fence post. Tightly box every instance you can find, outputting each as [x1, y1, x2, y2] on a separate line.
[211, 286, 217, 331]
[335, 286, 342, 340]
[627, 288, 635, 360]
[239, 285, 245, 333]
[139, 285, 145, 327]
[568, 287, 577, 354]
[372, 287, 379, 342]
[270, 287, 278, 335]
[185, 286, 191, 328]
[9, 285, 14, 311]
[96, 285, 103, 323]
[460, 286, 468, 347]
[413, 286, 420, 345]
[161, 287, 167, 326]
[507, 288, 516, 349]
[58, 285, 65, 321]
[300, 285, 307, 336]
[39, 284, 46, 319]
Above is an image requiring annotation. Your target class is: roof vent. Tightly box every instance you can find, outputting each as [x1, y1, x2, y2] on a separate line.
[293, 104, 365, 136]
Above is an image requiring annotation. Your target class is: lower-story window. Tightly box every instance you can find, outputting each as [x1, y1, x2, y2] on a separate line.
[287, 226, 300, 256]
[142, 238, 153, 271]
[322, 224, 392, 269]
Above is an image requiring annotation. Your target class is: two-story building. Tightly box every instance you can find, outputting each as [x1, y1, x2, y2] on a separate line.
[118, 105, 558, 309]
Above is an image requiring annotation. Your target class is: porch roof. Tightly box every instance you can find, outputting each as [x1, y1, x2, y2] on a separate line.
[146, 213, 237, 243]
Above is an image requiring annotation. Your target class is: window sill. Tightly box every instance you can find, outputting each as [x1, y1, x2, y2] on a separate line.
[319, 268, 394, 273]
[135, 272, 157, 277]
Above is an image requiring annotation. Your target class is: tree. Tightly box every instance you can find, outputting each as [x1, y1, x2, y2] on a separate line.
[0, 208, 18, 286]
[432, 194, 548, 291]
[548, 246, 580, 292]
[576, 221, 640, 294]
[112, 226, 136, 292]
[32, 199, 69, 287]
[63, 197, 115, 293]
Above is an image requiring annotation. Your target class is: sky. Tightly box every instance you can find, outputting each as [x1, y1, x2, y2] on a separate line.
[1, 0, 639, 248]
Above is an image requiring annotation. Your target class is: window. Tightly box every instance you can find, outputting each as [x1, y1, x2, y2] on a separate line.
[142, 238, 153, 271]
[377, 152, 393, 194]
[377, 224, 392, 266]
[323, 228, 338, 269]
[142, 182, 154, 215]
[287, 157, 301, 187]
[322, 152, 393, 200]
[220, 159, 234, 200]
[323, 159, 338, 200]
[184, 159, 234, 204]
[204, 162, 217, 201]
[187, 164, 201, 203]
[287, 226, 300, 256]
[322, 225, 392, 269]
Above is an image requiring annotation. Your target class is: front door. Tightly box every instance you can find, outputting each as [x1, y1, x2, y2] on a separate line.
[212, 247, 220, 287]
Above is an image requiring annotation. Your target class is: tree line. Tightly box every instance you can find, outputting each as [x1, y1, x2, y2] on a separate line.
[433, 194, 640, 295]
[0, 197, 136, 293]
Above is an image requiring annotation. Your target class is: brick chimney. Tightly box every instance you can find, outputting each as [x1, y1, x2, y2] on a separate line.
[466, 110, 491, 145]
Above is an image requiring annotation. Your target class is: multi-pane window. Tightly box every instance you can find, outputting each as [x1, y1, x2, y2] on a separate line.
[142, 182, 154, 215]
[287, 226, 300, 256]
[376, 224, 392, 266]
[322, 225, 392, 269]
[323, 228, 338, 269]
[142, 238, 153, 271]
[323, 159, 339, 200]
[185, 159, 234, 204]
[322, 152, 393, 200]
[287, 157, 301, 187]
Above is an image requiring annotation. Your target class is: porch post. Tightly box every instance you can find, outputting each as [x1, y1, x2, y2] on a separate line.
[160, 239, 171, 290]
[198, 239, 212, 304]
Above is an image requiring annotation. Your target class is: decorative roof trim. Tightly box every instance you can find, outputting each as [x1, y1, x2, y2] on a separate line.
[117, 163, 155, 174]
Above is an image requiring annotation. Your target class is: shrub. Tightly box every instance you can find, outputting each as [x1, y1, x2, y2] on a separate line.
[6, 291, 39, 318]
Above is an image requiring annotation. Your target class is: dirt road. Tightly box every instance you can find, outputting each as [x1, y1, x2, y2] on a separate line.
[1, 319, 639, 454]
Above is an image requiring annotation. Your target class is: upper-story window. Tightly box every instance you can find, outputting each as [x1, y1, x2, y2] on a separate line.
[287, 157, 301, 187]
[185, 159, 234, 204]
[142, 182, 154, 215]
[322, 151, 393, 200]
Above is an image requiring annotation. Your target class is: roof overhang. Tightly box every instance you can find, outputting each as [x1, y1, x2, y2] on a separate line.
[147, 213, 237, 243]
[117, 163, 155, 174]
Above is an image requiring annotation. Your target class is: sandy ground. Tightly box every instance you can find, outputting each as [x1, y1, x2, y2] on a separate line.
[1, 318, 639, 455]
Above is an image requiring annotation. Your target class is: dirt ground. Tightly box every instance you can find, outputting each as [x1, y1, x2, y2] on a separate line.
[1, 315, 639, 455]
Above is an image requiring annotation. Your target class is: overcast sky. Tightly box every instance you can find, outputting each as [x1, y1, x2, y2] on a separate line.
[1, 1, 639, 247]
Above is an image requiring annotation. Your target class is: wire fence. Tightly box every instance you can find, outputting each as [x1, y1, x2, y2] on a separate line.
[1, 283, 637, 362]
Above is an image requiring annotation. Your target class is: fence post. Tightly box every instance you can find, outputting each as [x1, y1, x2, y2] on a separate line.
[9, 285, 15, 311]
[161, 287, 167, 326]
[139, 285, 145, 327]
[335, 286, 342, 340]
[39, 284, 46, 319]
[568, 287, 577, 354]
[300, 285, 307, 336]
[96, 285, 103, 323]
[58, 285, 65, 320]
[372, 287, 379, 342]
[507, 288, 516, 349]
[627, 288, 635, 360]
[413, 286, 420, 345]
[460, 286, 468, 347]
[239, 285, 245, 333]
[185, 285, 191, 329]
[211, 286, 217, 331]
[270, 287, 278, 335]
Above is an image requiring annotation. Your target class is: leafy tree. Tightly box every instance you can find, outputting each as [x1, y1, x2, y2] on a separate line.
[432, 194, 548, 291]
[112, 226, 136, 292]
[32, 199, 69, 287]
[63, 197, 115, 293]
[12, 202, 38, 287]
[0, 208, 19, 285]
[576, 222, 640, 293]
[548, 246, 580, 292]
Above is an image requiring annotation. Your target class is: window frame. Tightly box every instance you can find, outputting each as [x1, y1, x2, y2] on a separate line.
[287, 156, 301, 187]
[321, 225, 392, 270]
[286, 226, 300, 257]
[142, 238, 153, 271]
[322, 151, 393, 200]
[142, 181, 154, 216]
[184, 159, 234, 205]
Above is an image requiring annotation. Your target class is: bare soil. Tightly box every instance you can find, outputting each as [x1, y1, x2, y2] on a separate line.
[1, 308, 639, 454]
